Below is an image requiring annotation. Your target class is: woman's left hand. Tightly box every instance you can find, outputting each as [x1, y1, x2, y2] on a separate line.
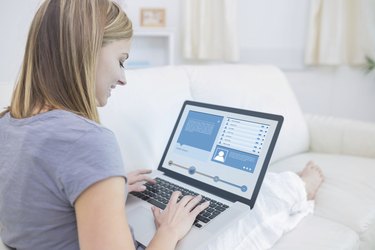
[127, 168, 156, 193]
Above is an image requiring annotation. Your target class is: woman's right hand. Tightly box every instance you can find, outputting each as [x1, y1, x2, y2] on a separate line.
[151, 191, 210, 242]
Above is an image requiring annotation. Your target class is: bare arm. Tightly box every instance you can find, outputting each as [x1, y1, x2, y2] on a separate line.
[75, 172, 209, 250]
[75, 177, 135, 250]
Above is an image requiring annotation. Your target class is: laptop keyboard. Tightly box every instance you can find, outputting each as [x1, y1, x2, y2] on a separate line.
[130, 177, 229, 228]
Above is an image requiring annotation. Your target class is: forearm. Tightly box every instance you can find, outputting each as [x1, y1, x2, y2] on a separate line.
[146, 227, 179, 250]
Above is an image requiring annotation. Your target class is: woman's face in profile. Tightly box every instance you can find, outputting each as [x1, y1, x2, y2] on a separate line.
[95, 39, 131, 107]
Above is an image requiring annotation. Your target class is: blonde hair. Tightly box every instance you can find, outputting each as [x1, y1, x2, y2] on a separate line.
[2, 0, 132, 123]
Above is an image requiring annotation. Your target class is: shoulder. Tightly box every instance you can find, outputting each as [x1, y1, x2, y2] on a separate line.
[51, 110, 112, 134]
[25, 110, 120, 166]
[54, 111, 121, 160]
[41, 110, 116, 145]
[53, 111, 125, 205]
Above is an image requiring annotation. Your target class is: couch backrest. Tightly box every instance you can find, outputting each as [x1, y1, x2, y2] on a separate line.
[99, 66, 194, 172]
[0, 65, 310, 173]
[100, 65, 310, 172]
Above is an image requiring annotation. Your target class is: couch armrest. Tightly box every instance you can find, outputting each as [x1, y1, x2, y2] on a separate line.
[305, 114, 375, 158]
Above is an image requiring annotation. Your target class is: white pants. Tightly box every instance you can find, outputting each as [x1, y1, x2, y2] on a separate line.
[207, 172, 314, 250]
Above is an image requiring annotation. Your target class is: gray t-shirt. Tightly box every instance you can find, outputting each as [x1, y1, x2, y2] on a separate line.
[0, 110, 128, 249]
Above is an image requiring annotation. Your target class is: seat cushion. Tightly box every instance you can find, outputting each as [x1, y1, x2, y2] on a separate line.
[269, 152, 375, 249]
[271, 215, 360, 250]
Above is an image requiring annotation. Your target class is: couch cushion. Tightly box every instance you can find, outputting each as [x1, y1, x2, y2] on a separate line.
[99, 66, 193, 172]
[100, 64, 310, 169]
[269, 152, 375, 249]
[184, 64, 309, 163]
[271, 215, 360, 250]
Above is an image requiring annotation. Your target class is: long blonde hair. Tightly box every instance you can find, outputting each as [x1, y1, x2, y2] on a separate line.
[2, 0, 132, 123]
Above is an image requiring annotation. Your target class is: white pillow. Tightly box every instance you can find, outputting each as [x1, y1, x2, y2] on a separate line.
[185, 64, 309, 163]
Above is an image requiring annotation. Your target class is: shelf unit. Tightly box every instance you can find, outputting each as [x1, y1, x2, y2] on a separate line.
[127, 29, 175, 68]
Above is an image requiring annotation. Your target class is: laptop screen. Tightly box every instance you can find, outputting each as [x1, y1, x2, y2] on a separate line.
[158, 101, 283, 208]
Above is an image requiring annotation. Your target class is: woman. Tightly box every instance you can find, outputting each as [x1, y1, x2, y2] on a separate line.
[0, 0, 324, 249]
[0, 0, 209, 249]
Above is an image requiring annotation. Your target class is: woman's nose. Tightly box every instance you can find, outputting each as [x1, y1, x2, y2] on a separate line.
[118, 79, 126, 85]
[118, 72, 127, 85]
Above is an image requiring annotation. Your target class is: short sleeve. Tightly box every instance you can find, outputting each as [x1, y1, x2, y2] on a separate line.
[57, 127, 126, 205]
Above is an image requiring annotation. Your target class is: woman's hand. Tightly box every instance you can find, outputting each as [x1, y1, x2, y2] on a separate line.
[126, 169, 156, 193]
[151, 191, 210, 242]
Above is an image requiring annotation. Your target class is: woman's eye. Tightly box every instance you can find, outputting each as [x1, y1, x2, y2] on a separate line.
[119, 61, 125, 68]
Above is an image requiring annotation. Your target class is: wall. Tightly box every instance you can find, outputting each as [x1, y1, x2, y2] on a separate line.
[233, 0, 375, 122]
[119, 0, 182, 67]
[0, 0, 41, 84]
[0, 0, 374, 122]
[237, 0, 310, 70]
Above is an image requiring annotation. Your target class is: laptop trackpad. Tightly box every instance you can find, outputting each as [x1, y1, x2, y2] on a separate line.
[127, 206, 156, 246]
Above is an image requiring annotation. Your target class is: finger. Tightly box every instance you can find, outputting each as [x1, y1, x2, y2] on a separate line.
[144, 176, 157, 184]
[129, 174, 155, 184]
[132, 169, 153, 176]
[151, 206, 162, 227]
[127, 169, 153, 181]
[151, 206, 161, 218]
[129, 184, 147, 192]
[184, 195, 202, 211]
[167, 191, 181, 208]
[178, 195, 194, 207]
[191, 201, 210, 217]
[127, 185, 135, 193]
[147, 178, 157, 184]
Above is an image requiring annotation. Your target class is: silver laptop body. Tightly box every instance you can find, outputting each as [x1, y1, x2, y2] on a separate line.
[126, 100, 283, 249]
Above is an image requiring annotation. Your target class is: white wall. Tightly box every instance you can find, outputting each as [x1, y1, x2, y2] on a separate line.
[233, 0, 375, 122]
[1, 0, 374, 122]
[0, 0, 42, 84]
[120, 0, 375, 122]
[119, 0, 182, 67]
[237, 0, 310, 69]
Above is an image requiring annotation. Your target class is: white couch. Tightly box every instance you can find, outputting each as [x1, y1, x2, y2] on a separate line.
[1, 65, 375, 249]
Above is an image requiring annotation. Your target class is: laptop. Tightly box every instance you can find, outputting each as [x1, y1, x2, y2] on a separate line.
[126, 100, 283, 249]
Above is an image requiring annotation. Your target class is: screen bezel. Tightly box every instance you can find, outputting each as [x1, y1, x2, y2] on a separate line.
[157, 100, 283, 209]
